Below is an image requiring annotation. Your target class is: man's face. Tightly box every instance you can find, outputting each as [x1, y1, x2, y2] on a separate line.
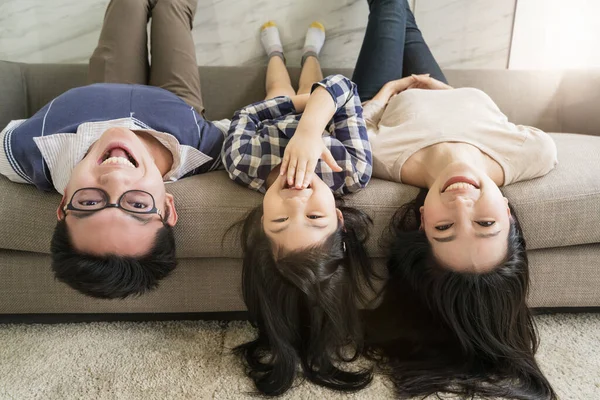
[57, 127, 178, 256]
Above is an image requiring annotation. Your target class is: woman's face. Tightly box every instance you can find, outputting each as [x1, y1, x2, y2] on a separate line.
[420, 163, 512, 273]
[262, 174, 342, 253]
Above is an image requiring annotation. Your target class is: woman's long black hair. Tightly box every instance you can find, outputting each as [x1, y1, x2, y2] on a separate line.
[365, 189, 556, 400]
[235, 197, 377, 396]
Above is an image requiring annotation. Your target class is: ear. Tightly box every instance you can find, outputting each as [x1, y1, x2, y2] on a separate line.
[164, 193, 178, 226]
[504, 197, 511, 217]
[336, 208, 345, 230]
[56, 196, 67, 220]
[419, 206, 425, 230]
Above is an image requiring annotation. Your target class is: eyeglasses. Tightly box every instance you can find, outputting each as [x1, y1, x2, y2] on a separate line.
[63, 188, 162, 217]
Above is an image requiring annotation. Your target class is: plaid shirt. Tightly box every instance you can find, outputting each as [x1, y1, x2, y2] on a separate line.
[221, 74, 372, 194]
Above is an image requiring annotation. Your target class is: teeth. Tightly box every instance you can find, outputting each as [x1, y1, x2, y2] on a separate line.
[445, 182, 476, 192]
[101, 156, 135, 168]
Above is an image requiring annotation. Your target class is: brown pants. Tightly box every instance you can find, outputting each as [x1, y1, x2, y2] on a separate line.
[88, 0, 204, 115]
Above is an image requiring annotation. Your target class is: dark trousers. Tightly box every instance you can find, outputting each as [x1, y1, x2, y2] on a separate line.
[352, 0, 447, 101]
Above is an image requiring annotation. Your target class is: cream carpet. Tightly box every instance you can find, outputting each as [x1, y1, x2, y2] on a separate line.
[0, 313, 598, 399]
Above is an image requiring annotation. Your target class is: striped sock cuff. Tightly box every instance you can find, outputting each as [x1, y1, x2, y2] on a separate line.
[301, 51, 318, 67]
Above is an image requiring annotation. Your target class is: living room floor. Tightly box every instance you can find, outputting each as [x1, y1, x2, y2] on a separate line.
[1, 313, 598, 399]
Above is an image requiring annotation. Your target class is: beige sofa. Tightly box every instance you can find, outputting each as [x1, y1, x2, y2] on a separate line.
[1, 61, 599, 316]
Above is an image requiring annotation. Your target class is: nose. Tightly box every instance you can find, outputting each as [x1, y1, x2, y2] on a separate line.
[280, 188, 312, 200]
[452, 195, 474, 208]
[99, 169, 133, 187]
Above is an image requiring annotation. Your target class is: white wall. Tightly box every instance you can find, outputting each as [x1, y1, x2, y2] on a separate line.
[509, 0, 600, 69]
[0, 0, 598, 70]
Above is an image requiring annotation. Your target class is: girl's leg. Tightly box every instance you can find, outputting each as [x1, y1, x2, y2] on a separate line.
[352, 0, 444, 101]
[149, 0, 204, 114]
[261, 23, 295, 99]
[297, 23, 326, 95]
[265, 56, 295, 100]
[89, 0, 155, 85]
[297, 56, 323, 95]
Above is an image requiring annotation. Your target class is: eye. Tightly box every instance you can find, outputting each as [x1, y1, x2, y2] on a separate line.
[78, 200, 101, 207]
[127, 201, 149, 209]
[477, 221, 496, 227]
[435, 223, 453, 231]
[273, 218, 288, 223]
[307, 215, 323, 219]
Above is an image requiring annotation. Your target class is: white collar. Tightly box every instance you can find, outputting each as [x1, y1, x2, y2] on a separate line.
[33, 117, 212, 194]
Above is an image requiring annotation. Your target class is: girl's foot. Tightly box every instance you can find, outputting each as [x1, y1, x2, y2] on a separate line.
[302, 22, 325, 66]
[260, 21, 284, 62]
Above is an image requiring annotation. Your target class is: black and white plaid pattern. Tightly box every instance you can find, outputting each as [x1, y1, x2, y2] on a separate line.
[221, 74, 372, 194]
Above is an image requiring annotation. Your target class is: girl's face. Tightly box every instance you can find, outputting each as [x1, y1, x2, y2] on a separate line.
[420, 162, 512, 273]
[262, 174, 342, 252]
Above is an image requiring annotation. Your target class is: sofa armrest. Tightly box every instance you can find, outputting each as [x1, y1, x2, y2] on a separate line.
[0, 61, 28, 129]
[557, 72, 600, 137]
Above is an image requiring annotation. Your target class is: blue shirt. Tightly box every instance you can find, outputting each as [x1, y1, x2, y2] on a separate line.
[0, 83, 226, 192]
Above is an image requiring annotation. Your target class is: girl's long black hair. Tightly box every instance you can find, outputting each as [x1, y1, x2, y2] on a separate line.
[365, 189, 556, 400]
[235, 197, 377, 396]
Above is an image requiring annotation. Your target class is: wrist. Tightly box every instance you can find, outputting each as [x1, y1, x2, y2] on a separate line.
[294, 125, 323, 138]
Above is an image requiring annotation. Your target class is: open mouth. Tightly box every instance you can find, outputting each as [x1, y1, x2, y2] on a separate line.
[283, 181, 312, 190]
[442, 176, 480, 193]
[98, 144, 138, 168]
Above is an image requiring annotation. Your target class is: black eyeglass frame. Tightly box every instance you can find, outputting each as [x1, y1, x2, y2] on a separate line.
[63, 187, 162, 217]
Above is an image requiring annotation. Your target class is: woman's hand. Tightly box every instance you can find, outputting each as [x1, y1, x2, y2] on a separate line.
[370, 74, 433, 105]
[280, 132, 341, 189]
[409, 74, 453, 90]
[388, 75, 423, 94]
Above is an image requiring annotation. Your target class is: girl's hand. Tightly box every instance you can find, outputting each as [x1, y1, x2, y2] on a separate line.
[280, 132, 342, 189]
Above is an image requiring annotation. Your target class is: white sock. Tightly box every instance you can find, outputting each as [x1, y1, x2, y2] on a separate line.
[302, 21, 325, 63]
[260, 21, 284, 59]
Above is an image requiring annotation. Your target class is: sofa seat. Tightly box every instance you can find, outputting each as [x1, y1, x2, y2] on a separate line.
[2, 132, 599, 259]
[1, 62, 599, 313]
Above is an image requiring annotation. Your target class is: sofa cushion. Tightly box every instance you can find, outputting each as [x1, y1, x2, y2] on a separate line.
[1, 132, 599, 258]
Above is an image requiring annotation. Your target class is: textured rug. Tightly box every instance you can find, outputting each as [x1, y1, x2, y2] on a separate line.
[0, 313, 598, 399]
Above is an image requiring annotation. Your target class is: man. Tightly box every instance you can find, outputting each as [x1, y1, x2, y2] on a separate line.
[0, 0, 228, 299]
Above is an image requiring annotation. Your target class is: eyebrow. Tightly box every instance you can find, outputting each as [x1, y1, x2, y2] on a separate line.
[70, 210, 154, 225]
[433, 230, 502, 243]
[269, 222, 328, 235]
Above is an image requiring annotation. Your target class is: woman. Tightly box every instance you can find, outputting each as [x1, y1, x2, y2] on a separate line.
[353, 0, 557, 398]
[222, 22, 376, 396]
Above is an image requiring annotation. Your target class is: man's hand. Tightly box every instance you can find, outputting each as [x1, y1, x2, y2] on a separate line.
[280, 132, 341, 189]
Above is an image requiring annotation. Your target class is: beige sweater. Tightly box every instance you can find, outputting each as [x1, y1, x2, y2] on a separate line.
[363, 88, 558, 185]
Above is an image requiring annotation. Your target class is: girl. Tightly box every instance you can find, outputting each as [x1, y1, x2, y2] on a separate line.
[222, 22, 376, 396]
[353, 0, 557, 399]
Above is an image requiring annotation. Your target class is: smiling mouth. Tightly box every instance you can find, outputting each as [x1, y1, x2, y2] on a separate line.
[442, 176, 480, 193]
[443, 182, 479, 192]
[99, 145, 138, 168]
